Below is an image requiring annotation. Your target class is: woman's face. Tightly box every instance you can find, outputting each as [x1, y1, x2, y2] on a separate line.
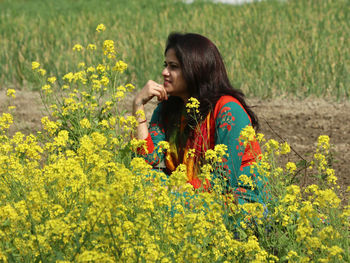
[162, 48, 189, 101]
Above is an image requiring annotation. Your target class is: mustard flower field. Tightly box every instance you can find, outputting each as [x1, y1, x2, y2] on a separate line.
[0, 24, 349, 262]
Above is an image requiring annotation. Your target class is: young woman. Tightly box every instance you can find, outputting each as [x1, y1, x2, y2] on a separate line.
[133, 33, 269, 205]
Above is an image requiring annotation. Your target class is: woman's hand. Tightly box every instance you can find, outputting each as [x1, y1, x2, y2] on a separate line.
[133, 80, 168, 107]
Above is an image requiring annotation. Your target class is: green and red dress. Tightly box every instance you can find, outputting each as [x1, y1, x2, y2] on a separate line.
[138, 95, 269, 205]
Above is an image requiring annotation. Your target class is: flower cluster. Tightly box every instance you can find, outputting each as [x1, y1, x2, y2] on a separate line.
[186, 97, 200, 113]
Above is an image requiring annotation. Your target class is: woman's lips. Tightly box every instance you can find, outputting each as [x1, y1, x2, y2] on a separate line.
[164, 80, 170, 87]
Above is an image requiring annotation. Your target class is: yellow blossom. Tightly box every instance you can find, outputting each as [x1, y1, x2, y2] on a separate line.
[0, 113, 13, 130]
[238, 174, 255, 190]
[87, 66, 95, 73]
[286, 162, 297, 173]
[100, 75, 109, 86]
[31, 61, 40, 70]
[158, 141, 170, 154]
[42, 84, 52, 94]
[205, 149, 217, 162]
[186, 148, 196, 158]
[125, 83, 135, 91]
[130, 138, 148, 153]
[96, 64, 106, 73]
[80, 118, 91, 129]
[38, 68, 46, 76]
[239, 125, 256, 146]
[135, 109, 146, 121]
[6, 89, 16, 98]
[87, 44, 97, 50]
[63, 72, 74, 82]
[73, 44, 83, 52]
[47, 76, 57, 84]
[186, 97, 200, 113]
[280, 142, 291, 154]
[113, 60, 128, 73]
[103, 40, 116, 58]
[317, 135, 330, 154]
[96, 23, 106, 32]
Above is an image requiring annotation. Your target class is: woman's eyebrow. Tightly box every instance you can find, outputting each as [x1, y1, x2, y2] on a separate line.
[167, 61, 178, 65]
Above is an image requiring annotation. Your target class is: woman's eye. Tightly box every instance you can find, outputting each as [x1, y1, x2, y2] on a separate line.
[163, 62, 167, 68]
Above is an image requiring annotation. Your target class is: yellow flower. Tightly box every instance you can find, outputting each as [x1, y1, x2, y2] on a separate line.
[41, 84, 52, 94]
[53, 130, 69, 147]
[87, 44, 97, 50]
[6, 89, 16, 98]
[113, 60, 128, 73]
[47, 76, 56, 84]
[135, 109, 146, 121]
[91, 132, 107, 147]
[326, 168, 337, 185]
[280, 142, 291, 154]
[256, 132, 265, 143]
[114, 91, 125, 101]
[38, 68, 46, 76]
[63, 72, 74, 82]
[73, 44, 83, 52]
[239, 125, 256, 146]
[158, 141, 170, 154]
[41, 116, 60, 135]
[125, 83, 135, 91]
[96, 23, 106, 32]
[131, 157, 152, 172]
[186, 97, 200, 113]
[87, 66, 96, 73]
[0, 113, 13, 130]
[78, 62, 85, 68]
[101, 75, 109, 86]
[238, 174, 255, 190]
[130, 138, 148, 153]
[205, 149, 217, 162]
[99, 119, 109, 129]
[31, 61, 40, 70]
[317, 135, 330, 154]
[286, 250, 298, 261]
[286, 162, 297, 173]
[103, 40, 116, 58]
[80, 118, 91, 129]
[186, 148, 196, 158]
[214, 144, 228, 161]
[96, 64, 106, 73]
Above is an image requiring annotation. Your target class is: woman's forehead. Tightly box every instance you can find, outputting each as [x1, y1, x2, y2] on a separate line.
[165, 49, 179, 63]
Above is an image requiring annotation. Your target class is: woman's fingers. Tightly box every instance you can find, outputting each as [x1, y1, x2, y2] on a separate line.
[135, 80, 168, 106]
[153, 84, 168, 101]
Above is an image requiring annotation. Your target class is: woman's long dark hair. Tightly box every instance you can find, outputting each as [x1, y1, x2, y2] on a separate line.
[161, 33, 259, 140]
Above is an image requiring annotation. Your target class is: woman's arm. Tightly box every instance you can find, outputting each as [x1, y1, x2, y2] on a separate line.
[136, 103, 167, 166]
[214, 98, 263, 204]
[132, 80, 169, 166]
[133, 80, 168, 140]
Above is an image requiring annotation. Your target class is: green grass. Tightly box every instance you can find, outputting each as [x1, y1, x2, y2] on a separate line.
[0, 0, 349, 99]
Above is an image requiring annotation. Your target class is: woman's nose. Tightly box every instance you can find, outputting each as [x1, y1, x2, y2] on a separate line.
[162, 67, 169, 76]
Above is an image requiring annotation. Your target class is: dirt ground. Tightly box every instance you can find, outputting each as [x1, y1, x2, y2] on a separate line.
[1, 90, 349, 194]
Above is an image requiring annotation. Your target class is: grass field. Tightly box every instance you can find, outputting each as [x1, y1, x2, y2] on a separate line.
[0, 0, 349, 99]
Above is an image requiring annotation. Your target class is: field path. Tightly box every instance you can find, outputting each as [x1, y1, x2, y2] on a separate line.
[1, 90, 349, 193]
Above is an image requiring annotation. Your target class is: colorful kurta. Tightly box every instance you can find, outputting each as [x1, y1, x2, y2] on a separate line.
[138, 96, 269, 205]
